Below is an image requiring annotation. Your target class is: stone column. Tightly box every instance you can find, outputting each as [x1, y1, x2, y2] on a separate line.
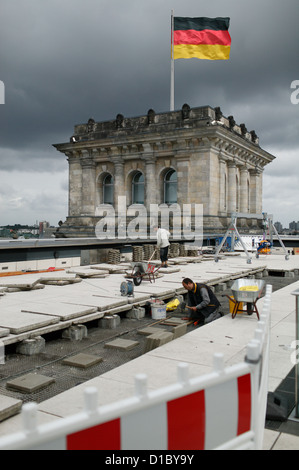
[144, 155, 157, 210]
[249, 168, 263, 214]
[111, 154, 125, 213]
[66, 151, 82, 217]
[80, 150, 96, 216]
[227, 161, 237, 214]
[176, 156, 190, 206]
[239, 165, 249, 213]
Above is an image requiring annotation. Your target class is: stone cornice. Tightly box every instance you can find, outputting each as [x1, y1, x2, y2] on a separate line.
[53, 108, 275, 172]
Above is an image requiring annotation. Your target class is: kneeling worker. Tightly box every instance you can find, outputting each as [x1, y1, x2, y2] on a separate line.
[182, 278, 222, 324]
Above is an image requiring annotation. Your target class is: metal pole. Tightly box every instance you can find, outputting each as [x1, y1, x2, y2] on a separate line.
[170, 10, 175, 111]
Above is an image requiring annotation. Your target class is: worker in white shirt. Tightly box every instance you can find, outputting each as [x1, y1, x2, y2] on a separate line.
[154, 226, 170, 268]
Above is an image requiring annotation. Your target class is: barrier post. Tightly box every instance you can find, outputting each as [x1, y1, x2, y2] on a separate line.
[292, 288, 299, 418]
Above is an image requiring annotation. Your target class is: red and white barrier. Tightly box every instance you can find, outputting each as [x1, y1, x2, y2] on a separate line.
[0, 285, 272, 451]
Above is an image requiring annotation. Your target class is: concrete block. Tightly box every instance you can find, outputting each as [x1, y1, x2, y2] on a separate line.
[144, 331, 174, 353]
[98, 315, 121, 329]
[0, 395, 22, 422]
[104, 338, 139, 351]
[215, 282, 227, 292]
[6, 373, 55, 393]
[285, 271, 295, 278]
[172, 323, 187, 339]
[16, 336, 46, 356]
[62, 324, 87, 341]
[62, 353, 103, 369]
[126, 307, 145, 320]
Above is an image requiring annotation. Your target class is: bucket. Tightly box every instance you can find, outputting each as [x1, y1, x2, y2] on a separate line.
[229, 296, 243, 314]
[150, 301, 166, 319]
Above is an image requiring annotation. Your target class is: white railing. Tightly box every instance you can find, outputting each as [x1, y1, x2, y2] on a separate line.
[0, 285, 272, 451]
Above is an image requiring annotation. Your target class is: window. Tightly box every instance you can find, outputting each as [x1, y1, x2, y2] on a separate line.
[164, 169, 177, 204]
[103, 174, 114, 204]
[132, 172, 144, 204]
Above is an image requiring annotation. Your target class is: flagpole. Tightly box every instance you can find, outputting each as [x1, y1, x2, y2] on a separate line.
[170, 10, 175, 111]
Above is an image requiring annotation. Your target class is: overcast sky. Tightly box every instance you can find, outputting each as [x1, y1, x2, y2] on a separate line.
[0, 0, 298, 228]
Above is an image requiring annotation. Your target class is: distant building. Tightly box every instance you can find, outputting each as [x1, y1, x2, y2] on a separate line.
[274, 221, 283, 233]
[289, 221, 299, 232]
[53, 105, 275, 238]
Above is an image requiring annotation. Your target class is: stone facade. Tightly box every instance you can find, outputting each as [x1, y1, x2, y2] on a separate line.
[53, 105, 275, 238]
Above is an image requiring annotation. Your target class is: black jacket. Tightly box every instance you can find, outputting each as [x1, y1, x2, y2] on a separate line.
[187, 283, 221, 320]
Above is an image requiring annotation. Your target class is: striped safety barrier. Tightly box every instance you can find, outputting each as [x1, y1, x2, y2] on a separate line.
[66, 372, 251, 450]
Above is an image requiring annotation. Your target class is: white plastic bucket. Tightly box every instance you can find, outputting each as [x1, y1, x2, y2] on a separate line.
[151, 302, 166, 319]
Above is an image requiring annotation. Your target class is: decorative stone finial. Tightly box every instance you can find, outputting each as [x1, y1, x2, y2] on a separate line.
[228, 115, 235, 129]
[147, 109, 156, 124]
[115, 114, 124, 129]
[182, 103, 190, 120]
[214, 107, 222, 121]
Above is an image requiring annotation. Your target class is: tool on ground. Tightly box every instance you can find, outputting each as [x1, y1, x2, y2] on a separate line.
[127, 248, 161, 286]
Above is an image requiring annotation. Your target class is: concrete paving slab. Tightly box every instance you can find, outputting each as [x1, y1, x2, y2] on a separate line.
[128, 293, 152, 304]
[159, 267, 181, 274]
[0, 327, 10, 338]
[0, 308, 59, 334]
[67, 267, 109, 278]
[161, 318, 188, 326]
[137, 326, 166, 336]
[21, 301, 97, 321]
[38, 272, 78, 281]
[0, 276, 40, 289]
[104, 338, 139, 351]
[6, 373, 55, 393]
[60, 294, 128, 312]
[0, 395, 22, 422]
[62, 353, 103, 369]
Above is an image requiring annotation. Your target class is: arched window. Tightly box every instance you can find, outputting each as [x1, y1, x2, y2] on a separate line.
[164, 169, 177, 204]
[103, 174, 114, 204]
[132, 172, 144, 204]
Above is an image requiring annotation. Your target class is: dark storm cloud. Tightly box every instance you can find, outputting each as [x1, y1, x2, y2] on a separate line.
[0, 0, 298, 225]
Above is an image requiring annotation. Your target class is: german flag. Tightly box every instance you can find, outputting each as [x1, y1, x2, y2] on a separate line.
[173, 17, 231, 60]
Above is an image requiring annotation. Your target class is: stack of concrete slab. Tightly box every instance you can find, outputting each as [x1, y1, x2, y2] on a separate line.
[67, 267, 109, 278]
[90, 263, 131, 274]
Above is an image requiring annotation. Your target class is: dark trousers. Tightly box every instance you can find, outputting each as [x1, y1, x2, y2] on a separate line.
[160, 246, 169, 263]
